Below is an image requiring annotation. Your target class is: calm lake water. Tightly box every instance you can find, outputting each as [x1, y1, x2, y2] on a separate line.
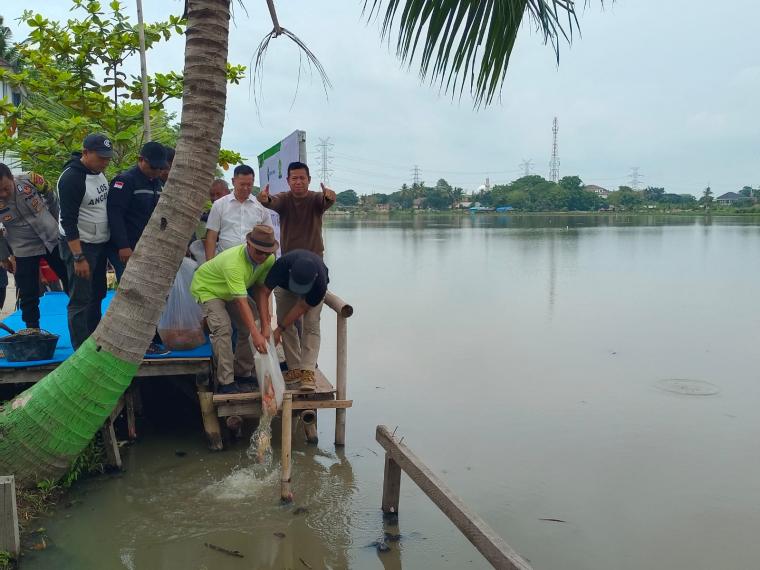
[24, 214, 760, 569]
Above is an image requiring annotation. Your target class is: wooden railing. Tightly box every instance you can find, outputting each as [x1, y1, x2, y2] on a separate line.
[377, 425, 533, 570]
[323, 291, 353, 446]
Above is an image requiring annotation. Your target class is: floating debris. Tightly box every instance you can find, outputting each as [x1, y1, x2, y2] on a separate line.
[204, 542, 244, 558]
[293, 506, 309, 516]
[175, 450, 187, 457]
[655, 378, 720, 396]
[273, 531, 286, 539]
[539, 518, 567, 523]
[299, 557, 313, 568]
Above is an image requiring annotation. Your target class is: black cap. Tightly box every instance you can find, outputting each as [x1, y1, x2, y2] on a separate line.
[83, 133, 113, 158]
[139, 141, 169, 169]
[288, 258, 318, 296]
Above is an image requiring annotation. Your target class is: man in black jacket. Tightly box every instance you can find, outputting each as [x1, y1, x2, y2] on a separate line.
[107, 141, 168, 354]
[57, 134, 112, 349]
[107, 142, 168, 276]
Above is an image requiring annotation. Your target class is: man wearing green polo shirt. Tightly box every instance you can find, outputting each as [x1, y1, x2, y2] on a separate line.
[191, 224, 278, 394]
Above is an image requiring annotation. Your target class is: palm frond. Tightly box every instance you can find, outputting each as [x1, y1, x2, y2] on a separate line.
[364, 0, 582, 107]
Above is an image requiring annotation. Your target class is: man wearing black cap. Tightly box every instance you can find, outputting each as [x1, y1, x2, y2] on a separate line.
[107, 141, 168, 276]
[106, 141, 169, 354]
[264, 249, 329, 392]
[57, 133, 112, 349]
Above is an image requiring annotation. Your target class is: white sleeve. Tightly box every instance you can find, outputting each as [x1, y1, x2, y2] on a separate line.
[259, 203, 274, 229]
[206, 200, 223, 233]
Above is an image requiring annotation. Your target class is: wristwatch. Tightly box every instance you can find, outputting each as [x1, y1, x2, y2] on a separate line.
[73, 253, 85, 262]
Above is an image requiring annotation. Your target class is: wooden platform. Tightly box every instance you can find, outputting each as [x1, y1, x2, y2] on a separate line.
[212, 369, 351, 418]
[0, 356, 211, 384]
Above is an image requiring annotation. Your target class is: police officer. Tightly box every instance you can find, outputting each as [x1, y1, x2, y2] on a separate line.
[0, 164, 69, 330]
[106, 141, 168, 281]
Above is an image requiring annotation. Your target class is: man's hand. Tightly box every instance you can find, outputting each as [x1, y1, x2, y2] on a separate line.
[273, 326, 283, 346]
[257, 184, 270, 204]
[0, 256, 15, 273]
[261, 322, 271, 342]
[321, 182, 336, 202]
[251, 330, 268, 354]
[118, 247, 133, 264]
[74, 258, 91, 279]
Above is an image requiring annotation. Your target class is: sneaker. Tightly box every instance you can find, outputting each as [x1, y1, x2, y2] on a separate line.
[146, 342, 170, 356]
[217, 382, 244, 394]
[283, 369, 303, 389]
[300, 370, 316, 392]
[234, 375, 259, 392]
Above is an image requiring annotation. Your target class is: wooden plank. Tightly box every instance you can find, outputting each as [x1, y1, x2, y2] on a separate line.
[0, 475, 19, 557]
[281, 393, 293, 502]
[212, 371, 335, 405]
[375, 425, 532, 570]
[125, 387, 137, 440]
[381, 453, 401, 515]
[217, 399, 352, 417]
[101, 419, 122, 470]
[0, 357, 211, 385]
[335, 316, 348, 445]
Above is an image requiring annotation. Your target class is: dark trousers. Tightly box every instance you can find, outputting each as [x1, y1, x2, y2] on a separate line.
[61, 239, 107, 349]
[106, 244, 126, 283]
[14, 246, 70, 329]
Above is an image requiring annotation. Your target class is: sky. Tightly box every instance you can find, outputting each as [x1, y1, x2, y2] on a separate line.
[5, 1, 759, 196]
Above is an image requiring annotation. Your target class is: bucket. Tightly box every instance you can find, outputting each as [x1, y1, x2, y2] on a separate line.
[0, 330, 60, 362]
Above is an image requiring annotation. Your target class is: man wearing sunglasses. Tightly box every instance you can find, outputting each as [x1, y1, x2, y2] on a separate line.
[191, 224, 277, 394]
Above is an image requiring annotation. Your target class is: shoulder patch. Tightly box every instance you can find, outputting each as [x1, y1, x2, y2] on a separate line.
[113, 181, 124, 189]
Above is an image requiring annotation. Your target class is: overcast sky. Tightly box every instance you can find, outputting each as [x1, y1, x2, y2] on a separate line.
[6, 1, 759, 196]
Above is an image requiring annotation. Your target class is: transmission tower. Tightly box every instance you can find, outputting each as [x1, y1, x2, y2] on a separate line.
[315, 138, 334, 184]
[519, 159, 534, 177]
[549, 117, 560, 182]
[411, 164, 422, 186]
[628, 167, 643, 190]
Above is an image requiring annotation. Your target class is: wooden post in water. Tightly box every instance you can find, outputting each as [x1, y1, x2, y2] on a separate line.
[335, 315, 348, 445]
[0, 476, 19, 557]
[281, 393, 293, 502]
[376, 425, 533, 570]
[198, 391, 223, 451]
[381, 453, 402, 515]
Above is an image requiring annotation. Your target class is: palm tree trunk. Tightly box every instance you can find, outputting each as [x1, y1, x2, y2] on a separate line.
[0, 0, 231, 488]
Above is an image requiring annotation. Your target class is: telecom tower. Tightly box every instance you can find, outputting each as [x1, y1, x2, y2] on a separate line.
[315, 138, 334, 184]
[549, 117, 560, 183]
[411, 165, 422, 186]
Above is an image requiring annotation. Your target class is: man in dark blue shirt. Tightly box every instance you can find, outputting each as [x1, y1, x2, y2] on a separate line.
[263, 249, 329, 392]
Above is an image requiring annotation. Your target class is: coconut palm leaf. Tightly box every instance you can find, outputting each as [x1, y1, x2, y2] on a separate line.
[365, 0, 581, 107]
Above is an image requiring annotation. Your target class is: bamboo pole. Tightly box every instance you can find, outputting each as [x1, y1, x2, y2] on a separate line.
[0, 476, 19, 557]
[376, 425, 533, 570]
[281, 393, 293, 502]
[136, 0, 151, 140]
[381, 453, 401, 515]
[301, 409, 318, 444]
[334, 315, 348, 445]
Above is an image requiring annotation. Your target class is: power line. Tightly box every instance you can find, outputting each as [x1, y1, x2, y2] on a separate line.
[549, 116, 560, 183]
[315, 137, 334, 184]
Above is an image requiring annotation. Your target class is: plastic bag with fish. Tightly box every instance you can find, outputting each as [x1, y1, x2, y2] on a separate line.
[157, 257, 205, 350]
[254, 337, 285, 417]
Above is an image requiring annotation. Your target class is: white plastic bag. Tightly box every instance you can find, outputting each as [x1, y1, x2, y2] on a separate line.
[158, 257, 206, 350]
[254, 338, 286, 416]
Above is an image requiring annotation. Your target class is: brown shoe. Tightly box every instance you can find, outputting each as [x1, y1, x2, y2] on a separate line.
[283, 369, 303, 389]
[300, 369, 316, 392]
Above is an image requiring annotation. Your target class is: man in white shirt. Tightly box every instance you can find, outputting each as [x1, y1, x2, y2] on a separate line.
[204, 164, 273, 260]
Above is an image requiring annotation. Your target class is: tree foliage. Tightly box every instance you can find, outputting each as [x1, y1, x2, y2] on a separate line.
[0, 1, 244, 181]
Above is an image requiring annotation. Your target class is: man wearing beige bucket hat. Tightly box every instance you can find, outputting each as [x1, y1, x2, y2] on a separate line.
[191, 224, 278, 394]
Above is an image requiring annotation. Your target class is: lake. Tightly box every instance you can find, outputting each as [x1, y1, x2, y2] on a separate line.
[23, 214, 760, 569]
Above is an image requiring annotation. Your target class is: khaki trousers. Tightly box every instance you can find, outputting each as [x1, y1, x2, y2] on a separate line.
[202, 297, 260, 385]
[275, 287, 323, 372]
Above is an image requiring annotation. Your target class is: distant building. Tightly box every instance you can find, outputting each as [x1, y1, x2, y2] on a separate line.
[715, 192, 742, 205]
[455, 201, 473, 209]
[584, 184, 610, 198]
[375, 203, 390, 211]
[412, 198, 425, 210]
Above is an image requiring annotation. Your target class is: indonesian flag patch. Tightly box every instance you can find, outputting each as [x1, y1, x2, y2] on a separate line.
[113, 181, 124, 189]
